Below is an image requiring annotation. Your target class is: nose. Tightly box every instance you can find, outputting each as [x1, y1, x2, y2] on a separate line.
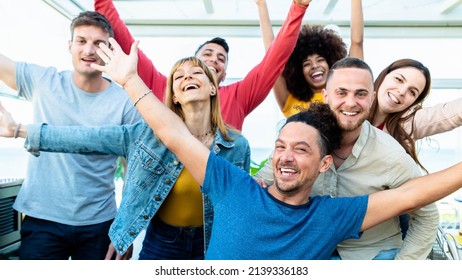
[207, 54, 218, 64]
[279, 148, 295, 162]
[83, 43, 97, 54]
[343, 93, 358, 107]
[183, 72, 192, 80]
[397, 85, 407, 96]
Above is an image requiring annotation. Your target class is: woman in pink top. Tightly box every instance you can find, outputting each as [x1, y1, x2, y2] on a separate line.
[369, 58, 462, 173]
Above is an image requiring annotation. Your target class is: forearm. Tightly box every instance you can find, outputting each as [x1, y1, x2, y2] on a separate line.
[236, 2, 308, 116]
[24, 124, 128, 157]
[255, 0, 275, 51]
[349, 0, 364, 59]
[122, 75, 209, 184]
[406, 98, 462, 140]
[94, 0, 167, 99]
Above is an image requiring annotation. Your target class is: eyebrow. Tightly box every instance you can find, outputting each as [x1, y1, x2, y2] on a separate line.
[203, 48, 226, 59]
[397, 73, 421, 93]
[276, 138, 313, 150]
[397, 73, 407, 82]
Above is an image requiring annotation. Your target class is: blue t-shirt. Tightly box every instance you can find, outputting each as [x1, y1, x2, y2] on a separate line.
[202, 153, 368, 260]
[13, 62, 140, 226]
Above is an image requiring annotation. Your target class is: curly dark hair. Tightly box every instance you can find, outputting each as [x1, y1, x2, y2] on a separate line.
[283, 102, 342, 157]
[283, 25, 347, 102]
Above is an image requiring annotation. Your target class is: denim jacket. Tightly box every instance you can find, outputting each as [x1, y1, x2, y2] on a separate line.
[25, 121, 251, 255]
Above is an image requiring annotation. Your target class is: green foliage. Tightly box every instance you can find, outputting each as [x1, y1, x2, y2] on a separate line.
[114, 157, 125, 182]
[250, 158, 268, 176]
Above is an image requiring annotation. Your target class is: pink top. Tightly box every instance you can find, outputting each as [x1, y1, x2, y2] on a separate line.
[95, 0, 308, 131]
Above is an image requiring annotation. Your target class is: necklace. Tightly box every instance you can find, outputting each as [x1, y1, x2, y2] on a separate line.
[193, 127, 215, 142]
[332, 150, 348, 161]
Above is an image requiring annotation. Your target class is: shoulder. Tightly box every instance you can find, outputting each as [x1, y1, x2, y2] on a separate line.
[18, 62, 60, 76]
[359, 122, 418, 167]
[363, 121, 406, 151]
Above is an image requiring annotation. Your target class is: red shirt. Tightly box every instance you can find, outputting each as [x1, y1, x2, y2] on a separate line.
[95, 0, 307, 131]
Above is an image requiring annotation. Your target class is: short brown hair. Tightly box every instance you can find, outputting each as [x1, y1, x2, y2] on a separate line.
[70, 11, 114, 39]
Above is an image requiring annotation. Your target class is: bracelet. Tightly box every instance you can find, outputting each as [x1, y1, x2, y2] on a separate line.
[14, 123, 21, 138]
[133, 89, 153, 107]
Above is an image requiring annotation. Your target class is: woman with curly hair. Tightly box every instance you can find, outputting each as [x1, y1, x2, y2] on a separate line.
[254, 0, 364, 117]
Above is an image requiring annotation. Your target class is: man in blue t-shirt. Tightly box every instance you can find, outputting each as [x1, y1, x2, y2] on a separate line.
[90, 40, 462, 259]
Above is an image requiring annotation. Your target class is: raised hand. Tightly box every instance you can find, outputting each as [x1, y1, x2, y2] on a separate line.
[294, 0, 312, 6]
[91, 37, 140, 89]
[0, 102, 17, 138]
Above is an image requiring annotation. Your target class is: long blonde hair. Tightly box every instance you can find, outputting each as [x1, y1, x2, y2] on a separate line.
[164, 56, 237, 141]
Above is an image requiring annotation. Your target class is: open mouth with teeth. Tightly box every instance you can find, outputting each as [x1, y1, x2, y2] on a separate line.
[279, 167, 297, 177]
[341, 110, 358, 116]
[387, 92, 401, 104]
[82, 57, 97, 63]
[311, 71, 324, 83]
[183, 84, 199, 91]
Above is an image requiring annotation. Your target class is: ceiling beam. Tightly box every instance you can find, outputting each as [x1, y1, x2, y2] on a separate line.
[440, 0, 462, 14]
[203, 0, 214, 14]
[323, 0, 339, 15]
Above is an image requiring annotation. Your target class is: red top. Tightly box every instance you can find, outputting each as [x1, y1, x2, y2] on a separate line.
[95, 0, 308, 131]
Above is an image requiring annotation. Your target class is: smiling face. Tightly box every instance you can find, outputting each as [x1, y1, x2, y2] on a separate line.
[302, 54, 330, 91]
[69, 25, 110, 78]
[376, 67, 426, 115]
[271, 122, 331, 204]
[323, 68, 375, 133]
[171, 61, 215, 107]
[195, 43, 228, 84]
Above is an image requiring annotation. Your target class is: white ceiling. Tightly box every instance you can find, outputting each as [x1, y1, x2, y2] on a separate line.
[44, 0, 462, 38]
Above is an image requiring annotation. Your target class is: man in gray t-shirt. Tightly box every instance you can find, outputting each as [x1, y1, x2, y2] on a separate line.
[0, 11, 140, 259]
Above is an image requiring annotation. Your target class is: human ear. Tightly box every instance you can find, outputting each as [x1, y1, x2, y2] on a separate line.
[210, 85, 217, 96]
[319, 155, 333, 173]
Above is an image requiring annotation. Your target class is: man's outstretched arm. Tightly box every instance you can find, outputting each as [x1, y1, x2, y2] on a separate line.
[362, 162, 462, 232]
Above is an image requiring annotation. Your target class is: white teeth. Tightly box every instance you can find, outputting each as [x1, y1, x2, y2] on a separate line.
[280, 168, 295, 173]
[184, 84, 199, 91]
[208, 67, 216, 73]
[342, 111, 357, 116]
[312, 71, 323, 76]
[388, 92, 400, 104]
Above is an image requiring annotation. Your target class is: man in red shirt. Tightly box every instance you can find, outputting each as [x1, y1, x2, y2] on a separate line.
[95, 0, 312, 131]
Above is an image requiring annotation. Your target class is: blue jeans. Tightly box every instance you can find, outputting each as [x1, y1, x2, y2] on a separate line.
[138, 217, 204, 260]
[372, 248, 400, 260]
[19, 216, 112, 260]
[330, 248, 399, 260]
[399, 214, 409, 239]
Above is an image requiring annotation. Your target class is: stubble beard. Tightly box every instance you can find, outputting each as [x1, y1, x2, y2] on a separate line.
[273, 178, 302, 196]
[337, 112, 369, 132]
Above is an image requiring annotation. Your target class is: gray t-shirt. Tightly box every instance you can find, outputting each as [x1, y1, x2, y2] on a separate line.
[13, 62, 140, 226]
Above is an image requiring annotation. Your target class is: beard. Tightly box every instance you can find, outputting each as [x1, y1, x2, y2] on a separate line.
[336, 111, 369, 132]
[273, 178, 303, 195]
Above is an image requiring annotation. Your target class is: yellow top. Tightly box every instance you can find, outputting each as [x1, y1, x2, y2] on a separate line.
[282, 92, 324, 118]
[157, 168, 203, 227]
